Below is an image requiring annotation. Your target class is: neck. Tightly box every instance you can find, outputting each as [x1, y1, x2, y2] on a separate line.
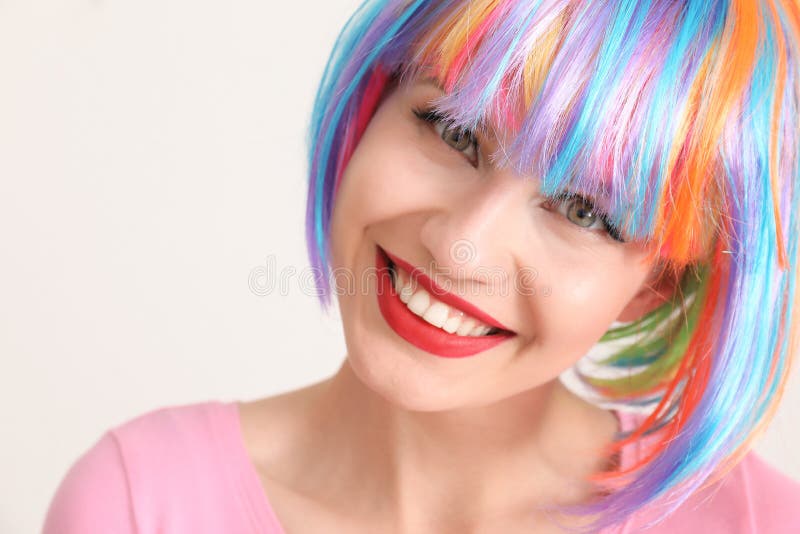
[288, 358, 619, 529]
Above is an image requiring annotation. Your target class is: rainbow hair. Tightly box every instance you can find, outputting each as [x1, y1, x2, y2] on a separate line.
[305, 0, 800, 531]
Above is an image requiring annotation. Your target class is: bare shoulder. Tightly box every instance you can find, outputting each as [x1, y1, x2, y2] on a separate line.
[237, 381, 361, 533]
[237, 380, 329, 482]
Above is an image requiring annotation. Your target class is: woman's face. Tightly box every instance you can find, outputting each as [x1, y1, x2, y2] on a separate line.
[329, 77, 665, 411]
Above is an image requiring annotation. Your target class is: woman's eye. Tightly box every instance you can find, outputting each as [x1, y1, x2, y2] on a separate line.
[547, 192, 626, 243]
[413, 108, 479, 167]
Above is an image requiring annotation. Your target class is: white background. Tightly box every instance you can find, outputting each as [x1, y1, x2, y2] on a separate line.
[1, 1, 797, 533]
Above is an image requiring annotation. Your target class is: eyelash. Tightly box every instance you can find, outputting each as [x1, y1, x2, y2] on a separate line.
[411, 107, 625, 243]
[412, 107, 479, 167]
[545, 191, 626, 243]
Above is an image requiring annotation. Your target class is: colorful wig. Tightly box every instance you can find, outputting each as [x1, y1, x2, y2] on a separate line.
[305, 0, 800, 531]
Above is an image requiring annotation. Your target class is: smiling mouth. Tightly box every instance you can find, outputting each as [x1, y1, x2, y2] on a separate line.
[385, 257, 508, 337]
[375, 245, 515, 358]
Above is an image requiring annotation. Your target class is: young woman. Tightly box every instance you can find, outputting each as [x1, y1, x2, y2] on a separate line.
[44, 1, 800, 532]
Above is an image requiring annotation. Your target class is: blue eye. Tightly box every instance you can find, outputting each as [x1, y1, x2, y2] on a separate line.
[548, 191, 626, 243]
[413, 108, 479, 167]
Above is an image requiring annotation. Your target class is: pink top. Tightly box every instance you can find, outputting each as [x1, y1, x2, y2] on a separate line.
[42, 400, 800, 533]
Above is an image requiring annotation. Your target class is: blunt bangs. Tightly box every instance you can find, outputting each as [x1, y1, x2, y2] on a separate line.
[374, 0, 793, 269]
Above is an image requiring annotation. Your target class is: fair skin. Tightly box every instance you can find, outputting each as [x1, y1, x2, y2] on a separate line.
[238, 78, 678, 533]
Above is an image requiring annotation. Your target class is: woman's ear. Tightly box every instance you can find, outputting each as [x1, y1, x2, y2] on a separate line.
[616, 263, 683, 323]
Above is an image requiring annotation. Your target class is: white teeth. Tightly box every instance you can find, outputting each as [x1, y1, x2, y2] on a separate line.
[399, 284, 415, 304]
[406, 291, 430, 315]
[471, 325, 491, 336]
[422, 302, 449, 328]
[456, 318, 477, 336]
[442, 316, 462, 334]
[390, 263, 499, 337]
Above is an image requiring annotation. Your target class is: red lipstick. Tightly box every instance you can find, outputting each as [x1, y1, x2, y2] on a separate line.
[382, 249, 514, 332]
[375, 245, 515, 358]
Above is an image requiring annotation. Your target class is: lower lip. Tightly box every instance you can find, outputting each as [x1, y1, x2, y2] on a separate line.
[375, 246, 515, 358]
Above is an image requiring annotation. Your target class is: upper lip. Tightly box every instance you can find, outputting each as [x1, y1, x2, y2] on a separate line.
[381, 247, 515, 334]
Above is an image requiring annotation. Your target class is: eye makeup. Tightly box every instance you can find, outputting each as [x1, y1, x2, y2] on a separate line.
[412, 107, 480, 167]
[410, 97, 626, 244]
[546, 190, 626, 243]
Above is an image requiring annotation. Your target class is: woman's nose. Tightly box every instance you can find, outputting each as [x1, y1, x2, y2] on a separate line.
[418, 171, 527, 285]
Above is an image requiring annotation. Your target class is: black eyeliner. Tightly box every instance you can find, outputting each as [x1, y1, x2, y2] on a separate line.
[412, 107, 447, 124]
[411, 107, 480, 167]
[550, 191, 626, 243]
[412, 108, 467, 135]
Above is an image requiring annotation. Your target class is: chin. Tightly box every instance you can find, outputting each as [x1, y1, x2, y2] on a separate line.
[343, 345, 477, 412]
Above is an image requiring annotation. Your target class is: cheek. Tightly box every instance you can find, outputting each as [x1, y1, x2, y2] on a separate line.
[532, 260, 648, 351]
[331, 128, 444, 247]
[329, 133, 399, 266]
[568, 272, 627, 311]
